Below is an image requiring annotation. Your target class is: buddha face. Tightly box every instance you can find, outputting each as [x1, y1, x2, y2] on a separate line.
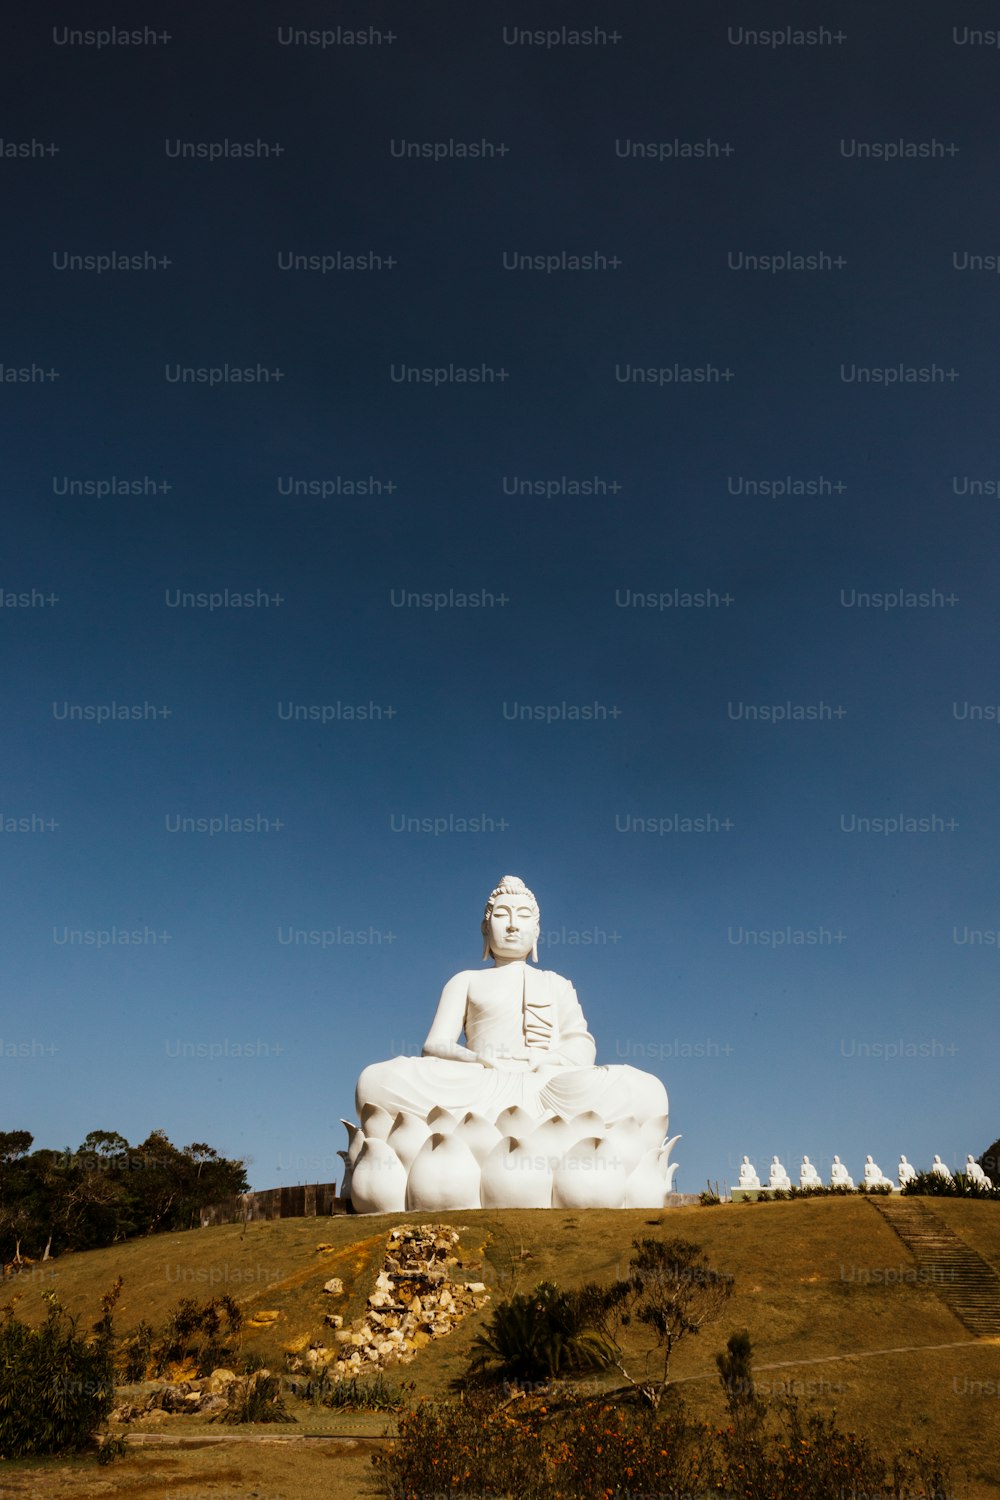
[485, 896, 539, 962]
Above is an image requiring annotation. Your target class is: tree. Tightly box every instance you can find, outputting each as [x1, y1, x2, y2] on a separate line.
[112, 1130, 247, 1237]
[0, 1131, 33, 1167]
[181, 1142, 249, 1222]
[0, 1133, 36, 1264]
[0, 1127, 248, 1260]
[582, 1237, 735, 1409]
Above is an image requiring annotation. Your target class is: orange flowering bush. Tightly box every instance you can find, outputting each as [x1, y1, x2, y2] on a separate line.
[372, 1385, 551, 1500]
[544, 1397, 706, 1498]
[374, 1301, 955, 1500]
[373, 1385, 711, 1499]
[375, 1374, 956, 1500]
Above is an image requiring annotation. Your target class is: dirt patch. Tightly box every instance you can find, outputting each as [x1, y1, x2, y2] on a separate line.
[0, 1443, 382, 1499]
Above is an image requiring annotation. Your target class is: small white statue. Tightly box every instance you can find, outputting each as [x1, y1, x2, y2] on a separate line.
[768, 1155, 791, 1190]
[863, 1154, 893, 1189]
[897, 1154, 917, 1188]
[931, 1154, 954, 1182]
[965, 1154, 991, 1187]
[799, 1155, 822, 1189]
[830, 1155, 854, 1188]
[738, 1155, 760, 1189]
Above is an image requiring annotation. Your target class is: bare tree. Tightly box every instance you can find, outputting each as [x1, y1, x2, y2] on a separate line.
[581, 1237, 735, 1410]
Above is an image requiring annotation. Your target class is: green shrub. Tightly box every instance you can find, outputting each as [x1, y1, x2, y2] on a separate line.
[97, 1432, 128, 1464]
[117, 1318, 154, 1382]
[0, 1289, 116, 1457]
[215, 1371, 295, 1424]
[904, 1170, 1000, 1199]
[324, 1372, 411, 1410]
[469, 1280, 617, 1383]
[285, 1365, 410, 1410]
[145, 1293, 243, 1375]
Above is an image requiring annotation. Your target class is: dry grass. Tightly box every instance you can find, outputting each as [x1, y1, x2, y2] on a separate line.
[2, 1197, 998, 1498]
[0, 1441, 387, 1500]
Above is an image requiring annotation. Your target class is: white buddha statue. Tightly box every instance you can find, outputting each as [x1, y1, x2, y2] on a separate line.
[830, 1155, 854, 1188]
[349, 876, 673, 1210]
[799, 1155, 822, 1189]
[738, 1155, 760, 1189]
[965, 1155, 991, 1187]
[768, 1155, 791, 1190]
[863, 1154, 893, 1189]
[931, 1154, 953, 1182]
[897, 1154, 916, 1188]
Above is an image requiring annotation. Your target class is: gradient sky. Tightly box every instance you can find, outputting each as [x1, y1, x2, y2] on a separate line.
[3, 4, 998, 1196]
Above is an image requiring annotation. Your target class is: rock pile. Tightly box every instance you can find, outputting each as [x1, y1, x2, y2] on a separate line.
[300, 1222, 490, 1378]
[111, 1365, 256, 1422]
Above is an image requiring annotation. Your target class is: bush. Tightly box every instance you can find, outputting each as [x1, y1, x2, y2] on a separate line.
[373, 1384, 704, 1500]
[543, 1396, 703, 1498]
[709, 1392, 954, 1500]
[0, 1289, 116, 1457]
[117, 1318, 154, 1382]
[374, 1382, 955, 1500]
[469, 1280, 617, 1383]
[215, 1371, 295, 1424]
[904, 1170, 1000, 1199]
[144, 1293, 243, 1375]
[374, 1307, 957, 1500]
[372, 1385, 554, 1500]
[286, 1366, 410, 1410]
[706, 1330, 954, 1500]
[324, 1372, 411, 1410]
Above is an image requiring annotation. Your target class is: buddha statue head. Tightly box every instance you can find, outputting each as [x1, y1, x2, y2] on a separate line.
[481, 875, 540, 963]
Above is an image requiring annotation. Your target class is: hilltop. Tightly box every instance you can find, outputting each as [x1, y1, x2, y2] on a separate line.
[3, 1196, 999, 1500]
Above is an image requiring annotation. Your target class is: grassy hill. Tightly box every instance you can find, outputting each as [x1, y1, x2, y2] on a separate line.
[3, 1196, 999, 1499]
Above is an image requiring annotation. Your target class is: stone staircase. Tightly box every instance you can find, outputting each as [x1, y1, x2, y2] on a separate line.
[871, 1196, 1000, 1336]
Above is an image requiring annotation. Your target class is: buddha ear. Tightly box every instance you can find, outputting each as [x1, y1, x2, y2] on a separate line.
[481, 921, 491, 962]
[531, 923, 539, 964]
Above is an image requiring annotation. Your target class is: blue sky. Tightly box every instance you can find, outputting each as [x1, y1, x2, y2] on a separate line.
[3, 4, 998, 1195]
